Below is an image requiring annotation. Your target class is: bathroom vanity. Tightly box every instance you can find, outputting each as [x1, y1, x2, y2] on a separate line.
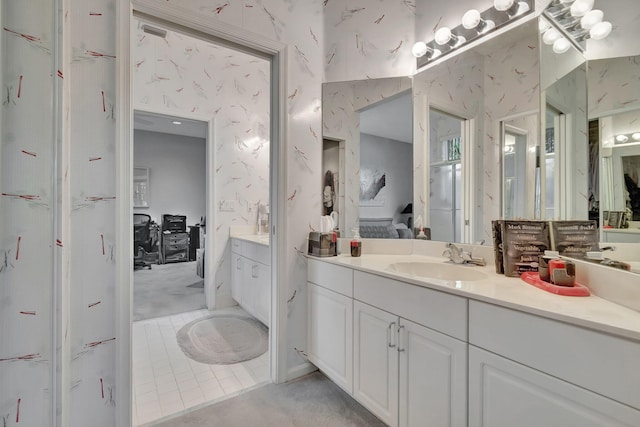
[307, 244, 640, 427]
[231, 235, 270, 327]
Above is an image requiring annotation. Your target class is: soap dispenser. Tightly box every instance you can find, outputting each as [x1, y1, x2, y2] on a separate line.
[350, 228, 362, 257]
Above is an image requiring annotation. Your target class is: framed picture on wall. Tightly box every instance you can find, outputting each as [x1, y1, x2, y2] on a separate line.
[360, 168, 386, 206]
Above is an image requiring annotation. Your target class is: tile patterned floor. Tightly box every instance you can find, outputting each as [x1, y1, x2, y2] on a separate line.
[132, 307, 270, 426]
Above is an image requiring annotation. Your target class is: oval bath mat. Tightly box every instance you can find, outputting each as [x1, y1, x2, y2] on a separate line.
[176, 313, 268, 365]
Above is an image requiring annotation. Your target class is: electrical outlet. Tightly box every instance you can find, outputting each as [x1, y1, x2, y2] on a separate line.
[219, 200, 236, 212]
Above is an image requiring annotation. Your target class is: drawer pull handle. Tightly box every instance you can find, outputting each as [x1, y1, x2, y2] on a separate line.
[388, 322, 397, 348]
[236, 258, 241, 270]
[252, 264, 259, 278]
[397, 325, 405, 352]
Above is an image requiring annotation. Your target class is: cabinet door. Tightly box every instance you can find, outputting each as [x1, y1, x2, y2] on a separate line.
[307, 283, 353, 394]
[242, 262, 259, 317]
[353, 301, 399, 427]
[399, 318, 467, 427]
[469, 346, 640, 427]
[254, 262, 270, 327]
[231, 253, 243, 304]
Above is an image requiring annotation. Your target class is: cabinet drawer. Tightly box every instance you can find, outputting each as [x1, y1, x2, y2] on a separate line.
[469, 300, 640, 410]
[164, 243, 187, 251]
[242, 241, 270, 266]
[354, 271, 467, 341]
[231, 238, 242, 254]
[307, 259, 353, 297]
[164, 233, 188, 245]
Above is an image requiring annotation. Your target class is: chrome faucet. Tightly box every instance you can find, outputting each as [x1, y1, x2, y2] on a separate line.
[443, 243, 486, 266]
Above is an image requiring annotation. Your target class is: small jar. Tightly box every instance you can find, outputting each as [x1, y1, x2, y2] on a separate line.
[350, 228, 362, 257]
[538, 250, 559, 282]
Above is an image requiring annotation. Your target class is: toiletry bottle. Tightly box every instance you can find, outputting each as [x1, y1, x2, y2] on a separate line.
[416, 228, 428, 240]
[350, 228, 362, 257]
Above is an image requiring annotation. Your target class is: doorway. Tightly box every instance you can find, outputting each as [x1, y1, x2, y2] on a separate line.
[130, 18, 273, 426]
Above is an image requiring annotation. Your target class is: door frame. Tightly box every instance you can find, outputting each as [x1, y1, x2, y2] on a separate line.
[132, 107, 216, 308]
[116, 1, 288, 425]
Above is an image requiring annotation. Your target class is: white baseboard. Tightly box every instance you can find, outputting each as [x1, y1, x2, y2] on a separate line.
[286, 361, 317, 382]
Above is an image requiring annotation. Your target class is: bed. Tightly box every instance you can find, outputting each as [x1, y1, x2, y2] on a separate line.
[359, 217, 413, 239]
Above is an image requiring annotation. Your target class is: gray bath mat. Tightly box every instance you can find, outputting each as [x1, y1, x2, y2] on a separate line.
[176, 313, 268, 364]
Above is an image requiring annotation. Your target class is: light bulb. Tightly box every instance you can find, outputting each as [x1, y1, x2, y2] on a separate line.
[412, 41, 427, 57]
[590, 21, 612, 40]
[570, 0, 594, 17]
[542, 28, 561, 45]
[494, 0, 514, 12]
[514, 1, 530, 16]
[539, 19, 551, 33]
[435, 27, 453, 45]
[580, 9, 603, 29]
[462, 9, 482, 29]
[616, 134, 629, 143]
[632, 133, 640, 141]
[553, 37, 571, 54]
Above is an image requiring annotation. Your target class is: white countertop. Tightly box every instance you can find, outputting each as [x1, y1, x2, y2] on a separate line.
[309, 253, 640, 342]
[603, 228, 640, 234]
[231, 234, 270, 246]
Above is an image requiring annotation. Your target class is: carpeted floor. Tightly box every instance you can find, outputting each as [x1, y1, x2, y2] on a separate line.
[134, 261, 206, 321]
[152, 371, 386, 427]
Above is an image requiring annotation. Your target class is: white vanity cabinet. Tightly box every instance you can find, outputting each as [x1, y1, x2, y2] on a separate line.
[353, 272, 468, 427]
[231, 238, 270, 327]
[468, 300, 640, 427]
[307, 260, 354, 394]
[307, 258, 640, 427]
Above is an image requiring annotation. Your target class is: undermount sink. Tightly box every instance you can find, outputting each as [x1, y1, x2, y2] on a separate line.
[387, 261, 488, 282]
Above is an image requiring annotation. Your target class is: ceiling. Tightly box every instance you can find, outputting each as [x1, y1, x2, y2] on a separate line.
[360, 91, 413, 144]
[134, 110, 207, 139]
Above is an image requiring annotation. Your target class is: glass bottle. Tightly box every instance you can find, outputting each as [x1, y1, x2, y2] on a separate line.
[350, 228, 362, 257]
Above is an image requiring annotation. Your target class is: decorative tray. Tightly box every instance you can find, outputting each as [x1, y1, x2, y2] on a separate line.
[520, 272, 590, 296]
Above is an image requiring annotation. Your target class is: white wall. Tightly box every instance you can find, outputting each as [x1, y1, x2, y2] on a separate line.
[133, 130, 206, 227]
[360, 134, 412, 223]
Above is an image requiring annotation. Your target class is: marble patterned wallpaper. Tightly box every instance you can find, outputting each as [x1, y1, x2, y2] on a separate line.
[588, 55, 640, 118]
[132, 19, 271, 311]
[1, 2, 56, 426]
[323, 0, 416, 82]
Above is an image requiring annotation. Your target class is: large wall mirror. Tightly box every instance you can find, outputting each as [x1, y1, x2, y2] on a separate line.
[321, 6, 640, 272]
[589, 55, 640, 248]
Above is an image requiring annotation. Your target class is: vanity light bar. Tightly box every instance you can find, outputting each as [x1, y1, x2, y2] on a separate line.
[413, 0, 534, 69]
[614, 132, 640, 145]
[541, 0, 612, 54]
